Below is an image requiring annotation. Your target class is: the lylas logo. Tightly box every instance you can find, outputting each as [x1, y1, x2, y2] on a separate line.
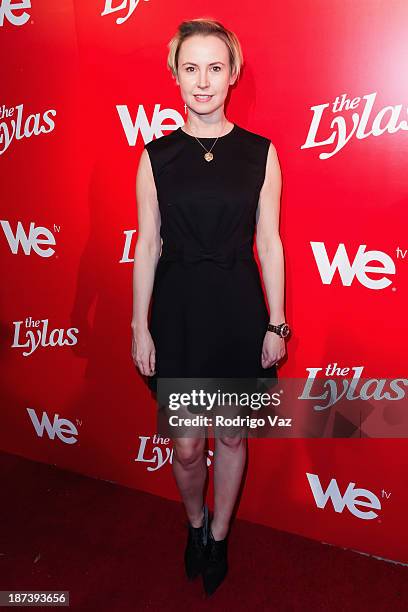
[135, 435, 213, 471]
[1, 220, 59, 257]
[101, 0, 147, 25]
[27, 408, 78, 445]
[306, 473, 381, 520]
[300, 365, 408, 412]
[120, 228, 162, 264]
[120, 229, 136, 263]
[301, 91, 408, 159]
[12, 318, 79, 357]
[0, 0, 31, 27]
[311, 242, 396, 289]
[0, 104, 56, 156]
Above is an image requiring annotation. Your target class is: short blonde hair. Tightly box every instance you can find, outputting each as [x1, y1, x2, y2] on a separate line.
[167, 18, 244, 81]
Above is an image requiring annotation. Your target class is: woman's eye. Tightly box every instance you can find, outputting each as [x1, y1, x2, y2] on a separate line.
[185, 66, 222, 72]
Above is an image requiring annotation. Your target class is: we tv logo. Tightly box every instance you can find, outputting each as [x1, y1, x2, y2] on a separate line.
[311, 242, 396, 289]
[117, 104, 182, 146]
[0, 0, 31, 26]
[306, 472, 381, 520]
[1, 220, 59, 257]
[27, 408, 78, 444]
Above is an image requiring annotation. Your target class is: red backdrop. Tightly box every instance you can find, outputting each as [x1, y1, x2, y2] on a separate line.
[1, 0, 407, 564]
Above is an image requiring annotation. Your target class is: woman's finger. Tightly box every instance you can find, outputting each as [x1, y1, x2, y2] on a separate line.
[150, 351, 156, 375]
[138, 358, 147, 376]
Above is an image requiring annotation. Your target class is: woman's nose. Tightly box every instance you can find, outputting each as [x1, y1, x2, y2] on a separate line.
[197, 72, 210, 88]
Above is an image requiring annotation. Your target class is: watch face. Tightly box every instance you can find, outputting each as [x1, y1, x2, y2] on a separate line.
[281, 324, 290, 337]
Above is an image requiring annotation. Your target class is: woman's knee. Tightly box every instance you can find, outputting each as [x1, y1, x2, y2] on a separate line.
[217, 434, 245, 449]
[172, 438, 205, 467]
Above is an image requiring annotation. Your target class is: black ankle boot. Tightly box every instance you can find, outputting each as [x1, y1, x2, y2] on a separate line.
[184, 505, 209, 581]
[202, 526, 228, 596]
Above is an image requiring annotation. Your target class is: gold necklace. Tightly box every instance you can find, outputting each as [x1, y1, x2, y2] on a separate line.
[186, 120, 227, 162]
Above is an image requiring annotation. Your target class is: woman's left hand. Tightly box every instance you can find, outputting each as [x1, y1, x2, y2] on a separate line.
[261, 331, 286, 368]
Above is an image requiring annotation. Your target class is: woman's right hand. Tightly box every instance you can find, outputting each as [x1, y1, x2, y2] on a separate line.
[131, 327, 156, 377]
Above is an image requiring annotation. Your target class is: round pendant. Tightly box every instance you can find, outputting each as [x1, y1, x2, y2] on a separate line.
[204, 152, 214, 162]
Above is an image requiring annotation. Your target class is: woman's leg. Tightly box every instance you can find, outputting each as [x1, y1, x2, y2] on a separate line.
[172, 437, 207, 526]
[211, 433, 247, 539]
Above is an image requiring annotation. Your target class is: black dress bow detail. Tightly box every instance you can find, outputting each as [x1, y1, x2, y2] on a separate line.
[182, 246, 237, 269]
[159, 241, 253, 270]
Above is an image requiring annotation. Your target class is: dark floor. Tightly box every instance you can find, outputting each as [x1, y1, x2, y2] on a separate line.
[0, 451, 407, 611]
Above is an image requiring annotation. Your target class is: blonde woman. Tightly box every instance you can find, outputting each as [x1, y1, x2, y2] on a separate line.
[132, 18, 288, 597]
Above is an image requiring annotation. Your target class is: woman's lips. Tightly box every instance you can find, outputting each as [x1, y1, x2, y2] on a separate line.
[194, 95, 213, 102]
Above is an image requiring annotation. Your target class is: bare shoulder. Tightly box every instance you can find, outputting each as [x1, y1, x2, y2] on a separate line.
[136, 148, 158, 213]
[267, 140, 278, 156]
[255, 138, 282, 225]
[137, 147, 151, 169]
[262, 141, 282, 191]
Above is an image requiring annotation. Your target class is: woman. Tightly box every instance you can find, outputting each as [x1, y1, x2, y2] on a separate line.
[131, 18, 289, 597]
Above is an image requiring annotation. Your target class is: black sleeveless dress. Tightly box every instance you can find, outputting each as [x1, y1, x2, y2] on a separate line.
[143, 123, 278, 394]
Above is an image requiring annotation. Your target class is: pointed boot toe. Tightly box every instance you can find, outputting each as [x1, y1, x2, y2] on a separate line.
[184, 504, 209, 581]
[202, 528, 228, 596]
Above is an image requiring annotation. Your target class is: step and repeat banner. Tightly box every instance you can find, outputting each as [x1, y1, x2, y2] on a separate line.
[1, 1, 407, 563]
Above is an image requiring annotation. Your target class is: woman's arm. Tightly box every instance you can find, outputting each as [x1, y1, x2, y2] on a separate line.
[131, 148, 161, 376]
[255, 142, 286, 367]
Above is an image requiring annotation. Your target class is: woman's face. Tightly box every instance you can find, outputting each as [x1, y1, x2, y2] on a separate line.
[176, 34, 237, 118]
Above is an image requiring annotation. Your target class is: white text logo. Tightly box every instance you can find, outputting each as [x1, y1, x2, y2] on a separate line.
[311, 242, 396, 289]
[120, 229, 136, 263]
[0, 104, 56, 155]
[12, 318, 79, 357]
[1, 220, 59, 257]
[306, 472, 381, 519]
[302, 92, 408, 159]
[135, 435, 213, 471]
[27, 408, 78, 444]
[101, 0, 146, 25]
[0, 0, 30, 26]
[117, 104, 182, 146]
[300, 365, 407, 412]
